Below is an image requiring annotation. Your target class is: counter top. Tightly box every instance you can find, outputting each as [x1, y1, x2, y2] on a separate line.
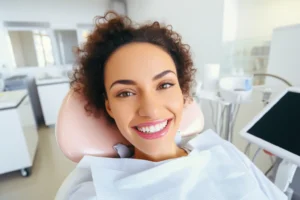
[35, 77, 70, 86]
[0, 90, 27, 110]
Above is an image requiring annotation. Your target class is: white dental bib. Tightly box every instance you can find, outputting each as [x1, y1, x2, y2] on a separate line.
[56, 130, 287, 200]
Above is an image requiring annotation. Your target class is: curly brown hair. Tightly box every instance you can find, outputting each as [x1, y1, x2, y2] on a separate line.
[71, 11, 196, 121]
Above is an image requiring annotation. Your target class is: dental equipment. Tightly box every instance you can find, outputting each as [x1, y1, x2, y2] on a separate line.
[195, 72, 253, 142]
[241, 87, 300, 199]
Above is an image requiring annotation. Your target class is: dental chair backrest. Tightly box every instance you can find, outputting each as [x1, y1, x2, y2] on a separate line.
[56, 89, 204, 162]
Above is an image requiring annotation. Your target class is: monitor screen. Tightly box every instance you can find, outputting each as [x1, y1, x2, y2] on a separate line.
[248, 91, 300, 156]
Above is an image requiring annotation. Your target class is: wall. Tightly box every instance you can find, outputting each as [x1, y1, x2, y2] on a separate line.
[222, 0, 238, 42]
[0, 0, 111, 124]
[126, 0, 224, 131]
[126, 0, 224, 74]
[0, 0, 110, 28]
[228, 0, 300, 176]
[0, 0, 110, 68]
[1, 0, 224, 75]
[110, 0, 127, 15]
[236, 0, 300, 40]
[234, 1, 300, 87]
[0, 27, 14, 68]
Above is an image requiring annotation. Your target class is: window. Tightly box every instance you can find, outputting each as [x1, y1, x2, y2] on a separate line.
[33, 30, 55, 67]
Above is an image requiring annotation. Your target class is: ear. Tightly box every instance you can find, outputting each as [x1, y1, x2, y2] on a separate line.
[105, 100, 114, 119]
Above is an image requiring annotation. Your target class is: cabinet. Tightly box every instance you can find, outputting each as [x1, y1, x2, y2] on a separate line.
[37, 82, 69, 126]
[0, 92, 38, 176]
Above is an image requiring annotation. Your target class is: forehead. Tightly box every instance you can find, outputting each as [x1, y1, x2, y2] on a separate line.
[104, 42, 176, 81]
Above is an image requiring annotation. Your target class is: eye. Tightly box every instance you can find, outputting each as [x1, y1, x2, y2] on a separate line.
[117, 91, 134, 98]
[159, 83, 174, 90]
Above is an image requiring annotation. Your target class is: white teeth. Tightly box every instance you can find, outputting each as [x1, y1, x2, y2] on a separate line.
[149, 126, 154, 132]
[137, 120, 168, 134]
[155, 124, 160, 130]
[159, 123, 163, 130]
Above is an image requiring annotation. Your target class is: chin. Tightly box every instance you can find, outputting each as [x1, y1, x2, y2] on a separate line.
[134, 131, 177, 152]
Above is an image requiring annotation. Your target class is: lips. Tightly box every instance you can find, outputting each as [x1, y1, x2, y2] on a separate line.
[133, 119, 172, 140]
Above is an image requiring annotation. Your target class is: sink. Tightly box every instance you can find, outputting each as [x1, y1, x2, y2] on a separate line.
[38, 76, 64, 81]
[36, 76, 70, 86]
[0, 93, 8, 101]
[37, 73, 64, 80]
[37, 71, 70, 81]
[37, 76, 69, 82]
[35, 71, 71, 86]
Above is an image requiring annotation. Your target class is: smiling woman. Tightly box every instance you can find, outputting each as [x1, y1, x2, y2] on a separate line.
[104, 42, 187, 161]
[60, 11, 287, 200]
[71, 11, 195, 120]
[71, 11, 196, 161]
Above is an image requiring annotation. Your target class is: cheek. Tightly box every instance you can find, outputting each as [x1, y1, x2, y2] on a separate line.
[163, 86, 184, 120]
[109, 100, 135, 134]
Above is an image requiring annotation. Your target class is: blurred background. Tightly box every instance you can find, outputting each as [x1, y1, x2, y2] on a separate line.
[1, 0, 300, 199]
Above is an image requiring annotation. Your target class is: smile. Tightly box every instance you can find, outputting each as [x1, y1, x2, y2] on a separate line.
[137, 120, 167, 133]
[133, 119, 172, 140]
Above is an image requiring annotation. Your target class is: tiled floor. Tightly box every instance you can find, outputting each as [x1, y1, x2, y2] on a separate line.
[0, 126, 76, 200]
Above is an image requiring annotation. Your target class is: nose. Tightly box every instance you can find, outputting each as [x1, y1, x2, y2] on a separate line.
[138, 93, 161, 118]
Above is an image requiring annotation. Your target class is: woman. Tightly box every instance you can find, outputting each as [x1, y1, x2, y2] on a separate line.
[56, 12, 286, 200]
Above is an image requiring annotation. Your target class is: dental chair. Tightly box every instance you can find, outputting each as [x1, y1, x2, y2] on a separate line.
[55, 89, 204, 199]
[56, 89, 205, 162]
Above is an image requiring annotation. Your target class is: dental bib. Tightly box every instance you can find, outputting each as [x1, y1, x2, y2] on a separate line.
[56, 130, 286, 200]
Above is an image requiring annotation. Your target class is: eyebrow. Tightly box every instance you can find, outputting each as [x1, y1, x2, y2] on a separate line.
[109, 70, 176, 90]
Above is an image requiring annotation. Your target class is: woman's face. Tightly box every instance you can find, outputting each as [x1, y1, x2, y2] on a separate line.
[104, 42, 184, 157]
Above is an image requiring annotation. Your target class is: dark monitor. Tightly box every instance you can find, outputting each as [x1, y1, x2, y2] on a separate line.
[241, 88, 300, 166]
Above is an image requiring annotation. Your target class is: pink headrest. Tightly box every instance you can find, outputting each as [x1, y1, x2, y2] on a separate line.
[56, 90, 204, 162]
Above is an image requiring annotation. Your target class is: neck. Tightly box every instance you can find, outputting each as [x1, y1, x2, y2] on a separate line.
[133, 143, 187, 162]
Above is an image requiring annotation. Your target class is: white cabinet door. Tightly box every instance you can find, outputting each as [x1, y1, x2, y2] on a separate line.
[0, 109, 30, 174]
[37, 83, 69, 126]
[17, 96, 39, 164]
